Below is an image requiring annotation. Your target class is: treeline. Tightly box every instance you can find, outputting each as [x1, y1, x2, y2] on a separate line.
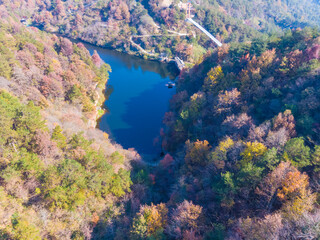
[3, 0, 320, 64]
[0, 0, 262, 63]
[214, 0, 320, 30]
[0, 0, 160, 56]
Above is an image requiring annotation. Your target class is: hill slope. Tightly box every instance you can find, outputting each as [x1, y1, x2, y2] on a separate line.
[154, 27, 320, 239]
[0, 12, 135, 239]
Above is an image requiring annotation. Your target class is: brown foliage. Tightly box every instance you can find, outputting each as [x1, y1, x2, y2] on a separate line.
[222, 113, 253, 138]
[16, 50, 35, 69]
[170, 90, 188, 111]
[216, 88, 241, 114]
[255, 162, 295, 211]
[31, 130, 59, 160]
[305, 44, 320, 60]
[277, 170, 309, 201]
[272, 110, 296, 138]
[182, 229, 202, 240]
[185, 140, 210, 168]
[91, 50, 102, 67]
[160, 153, 174, 168]
[236, 213, 283, 240]
[39, 76, 64, 99]
[166, 201, 204, 239]
[256, 161, 315, 217]
[266, 127, 290, 148]
[60, 38, 73, 57]
[163, 111, 175, 127]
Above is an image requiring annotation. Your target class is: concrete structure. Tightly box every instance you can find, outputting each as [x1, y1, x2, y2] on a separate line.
[186, 1, 222, 47]
[175, 57, 185, 71]
[186, 18, 223, 47]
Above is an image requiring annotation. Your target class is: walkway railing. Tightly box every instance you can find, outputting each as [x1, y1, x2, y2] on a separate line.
[186, 18, 222, 47]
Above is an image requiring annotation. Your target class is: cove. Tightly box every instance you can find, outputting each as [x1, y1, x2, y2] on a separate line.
[82, 43, 179, 159]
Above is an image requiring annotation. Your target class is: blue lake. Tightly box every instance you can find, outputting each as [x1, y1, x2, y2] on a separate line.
[83, 43, 179, 158]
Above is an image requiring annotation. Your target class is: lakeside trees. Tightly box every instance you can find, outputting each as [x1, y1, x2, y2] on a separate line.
[2, 1, 320, 239]
[5, 0, 320, 63]
[0, 12, 134, 239]
[154, 26, 320, 239]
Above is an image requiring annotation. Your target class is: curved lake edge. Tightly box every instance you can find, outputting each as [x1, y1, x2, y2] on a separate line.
[65, 36, 180, 162]
[52, 31, 174, 65]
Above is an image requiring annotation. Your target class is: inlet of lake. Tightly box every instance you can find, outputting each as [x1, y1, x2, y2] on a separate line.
[83, 43, 179, 159]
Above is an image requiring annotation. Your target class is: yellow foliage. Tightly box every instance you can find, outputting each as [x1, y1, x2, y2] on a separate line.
[143, 203, 168, 236]
[217, 137, 234, 152]
[221, 197, 235, 209]
[277, 170, 309, 201]
[35, 188, 41, 195]
[210, 138, 234, 169]
[282, 188, 316, 219]
[258, 49, 276, 70]
[203, 66, 224, 92]
[12, 218, 41, 240]
[50, 58, 61, 69]
[277, 168, 316, 218]
[241, 141, 267, 164]
[103, 132, 109, 139]
[207, 65, 223, 82]
[185, 140, 210, 167]
[284, 193, 315, 216]
[190, 91, 205, 102]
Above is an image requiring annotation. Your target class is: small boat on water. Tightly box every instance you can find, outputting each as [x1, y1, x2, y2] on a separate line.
[165, 82, 176, 88]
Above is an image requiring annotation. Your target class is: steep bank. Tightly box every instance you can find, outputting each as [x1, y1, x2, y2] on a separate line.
[148, 27, 320, 239]
[79, 41, 179, 159]
[0, 14, 137, 239]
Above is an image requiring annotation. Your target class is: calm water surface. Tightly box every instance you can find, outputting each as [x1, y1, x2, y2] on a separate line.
[83, 43, 179, 158]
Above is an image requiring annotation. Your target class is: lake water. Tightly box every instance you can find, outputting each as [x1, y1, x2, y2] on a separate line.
[83, 43, 179, 159]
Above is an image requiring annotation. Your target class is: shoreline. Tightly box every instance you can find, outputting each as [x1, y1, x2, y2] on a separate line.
[52, 31, 178, 164]
[51, 30, 178, 66]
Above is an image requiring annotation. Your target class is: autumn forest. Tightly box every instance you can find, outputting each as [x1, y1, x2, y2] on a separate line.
[1, 0, 320, 239]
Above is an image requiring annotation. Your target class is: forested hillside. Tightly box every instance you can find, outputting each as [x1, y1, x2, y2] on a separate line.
[213, 0, 320, 30]
[1, 0, 320, 239]
[104, 27, 320, 240]
[0, 11, 135, 239]
[4, 0, 320, 63]
[151, 27, 320, 239]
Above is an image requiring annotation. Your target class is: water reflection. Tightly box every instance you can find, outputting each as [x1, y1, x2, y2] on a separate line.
[84, 43, 178, 80]
[82, 42, 179, 158]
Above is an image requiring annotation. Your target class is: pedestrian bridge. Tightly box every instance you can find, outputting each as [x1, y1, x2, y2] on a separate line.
[186, 18, 222, 47]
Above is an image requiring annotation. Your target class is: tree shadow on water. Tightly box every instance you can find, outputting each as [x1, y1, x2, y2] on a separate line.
[105, 80, 175, 158]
